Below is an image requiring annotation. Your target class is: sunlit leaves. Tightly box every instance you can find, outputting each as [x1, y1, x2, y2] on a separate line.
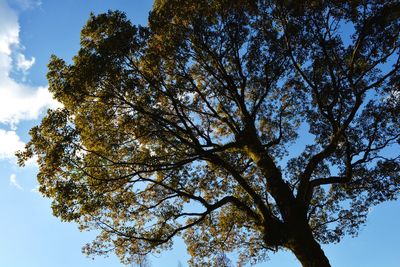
[17, 0, 400, 266]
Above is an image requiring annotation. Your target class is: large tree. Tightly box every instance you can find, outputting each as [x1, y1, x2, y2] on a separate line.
[18, 1, 400, 266]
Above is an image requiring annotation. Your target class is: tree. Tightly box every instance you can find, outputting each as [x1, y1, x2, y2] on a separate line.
[213, 252, 233, 267]
[132, 255, 151, 267]
[17, 1, 400, 266]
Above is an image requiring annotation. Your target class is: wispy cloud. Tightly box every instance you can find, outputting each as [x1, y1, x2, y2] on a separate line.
[16, 53, 35, 72]
[7, 0, 42, 11]
[9, 173, 23, 190]
[30, 184, 39, 193]
[0, 0, 60, 128]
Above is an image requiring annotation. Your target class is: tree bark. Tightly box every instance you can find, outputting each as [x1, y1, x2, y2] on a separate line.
[287, 233, 331, 267]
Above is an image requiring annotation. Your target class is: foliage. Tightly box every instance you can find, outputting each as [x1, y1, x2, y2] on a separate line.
[213, 253, 233, 267]
[133, 255, 151, 267]
[17, 1, 400, 266]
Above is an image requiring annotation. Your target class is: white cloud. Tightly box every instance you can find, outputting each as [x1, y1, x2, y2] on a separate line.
[30, 184, 39, 193]
[0, 0, 60, 128]
[0, 83, 60, 127]
[0, 128, 38, 166]
[11, 0, 42, 11]
[16, 53, 35, 72]
[0, 1, 18, 56]
[9, 173, 23, 190]
[0, 129, 24, 160]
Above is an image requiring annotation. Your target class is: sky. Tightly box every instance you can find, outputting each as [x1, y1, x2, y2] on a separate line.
[0, 1, 399, 266]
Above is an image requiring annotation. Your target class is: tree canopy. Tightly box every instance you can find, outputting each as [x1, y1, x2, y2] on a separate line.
[18, 1, 400, 266]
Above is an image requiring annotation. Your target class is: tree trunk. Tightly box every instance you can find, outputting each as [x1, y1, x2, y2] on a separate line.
[288, 234, 331, 267]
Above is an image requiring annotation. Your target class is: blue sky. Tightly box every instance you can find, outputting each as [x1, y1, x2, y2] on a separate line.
[0, 1, 399, 266]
